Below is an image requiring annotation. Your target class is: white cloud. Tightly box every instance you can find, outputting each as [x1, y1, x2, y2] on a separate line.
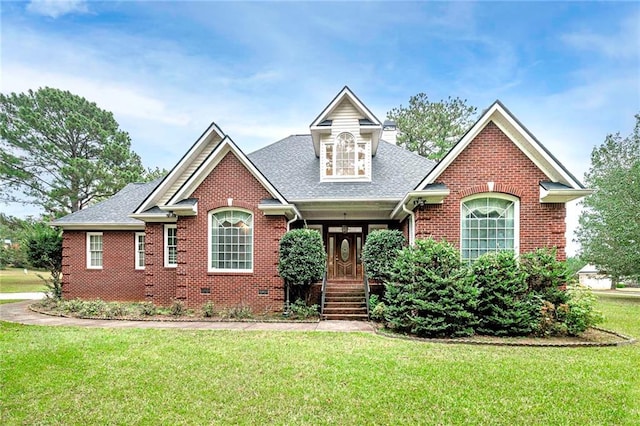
[26, 0, 89, 19]
[561, 12, 640, 60]
[3, 64, 191, 127]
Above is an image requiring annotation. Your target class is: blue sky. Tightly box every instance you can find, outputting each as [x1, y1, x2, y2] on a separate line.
[1, 0, 639, 255]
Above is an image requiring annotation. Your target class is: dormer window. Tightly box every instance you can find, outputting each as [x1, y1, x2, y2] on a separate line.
[322, 132, 371, 181]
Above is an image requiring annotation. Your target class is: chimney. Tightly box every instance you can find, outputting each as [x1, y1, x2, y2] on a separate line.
[382, 120, 398, 144]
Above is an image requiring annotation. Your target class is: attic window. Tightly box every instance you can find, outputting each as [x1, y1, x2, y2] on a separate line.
[322, 132, 370, 181]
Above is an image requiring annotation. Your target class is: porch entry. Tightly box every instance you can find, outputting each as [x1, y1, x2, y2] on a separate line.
[327, 226, 363, 280]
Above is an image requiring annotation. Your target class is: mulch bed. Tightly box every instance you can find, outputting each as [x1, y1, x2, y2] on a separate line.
[374, 325, 636, 347]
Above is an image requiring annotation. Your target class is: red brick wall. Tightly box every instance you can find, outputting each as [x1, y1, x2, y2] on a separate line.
[171, 151, 287, 312]
[415, 121, 566, 259]
[143, 223, 177, 306]
[61, 230, 145, 301]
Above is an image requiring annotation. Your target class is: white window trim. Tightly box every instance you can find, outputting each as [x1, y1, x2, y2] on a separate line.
[208, 208, 254, 273]
[135, 232, 145, 270]
[164, 224, 177, 268]
[460, 193, 520, 260]
[320, 132, 372, 182]
[86, 232, 103, 269]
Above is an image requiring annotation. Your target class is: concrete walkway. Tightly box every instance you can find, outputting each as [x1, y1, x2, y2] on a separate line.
[0, 292, 46, 300]
[0, 300, 375, 332]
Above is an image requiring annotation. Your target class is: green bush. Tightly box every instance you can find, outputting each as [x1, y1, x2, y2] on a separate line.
[78, 299, 108, 318]
[220, 304, 253, 319]
[520, 248, 569, 293]
[362, 229, 406, 282]
[0, 244, 28, 269]
[138, 302, 157, 316]
[202, 301, 215, 318]
[21, 222, 63, 299]
[564, 285, 604, 336]
[278, 229, 325, 303]
[288, 299, 319, 319]
[472, 251, 537, 336]
[384, 238, 478, 338]
[169, 299, 186, 316]
[371, 302, 386, 322]
[368, 294, 380, 310]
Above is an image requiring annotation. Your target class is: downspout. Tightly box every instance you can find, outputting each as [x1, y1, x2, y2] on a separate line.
[402, 203, 415, 246]
[286, 214, 298, 231]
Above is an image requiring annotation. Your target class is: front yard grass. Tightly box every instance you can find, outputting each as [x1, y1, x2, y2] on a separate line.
[1, 295, 638, 425]
[0, 268, 48, 293]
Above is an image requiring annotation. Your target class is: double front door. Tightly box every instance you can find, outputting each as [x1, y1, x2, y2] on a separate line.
[327, 232, 362, 280]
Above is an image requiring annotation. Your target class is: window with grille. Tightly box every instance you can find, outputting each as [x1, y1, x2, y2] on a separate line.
[164, 225, 177, 267]
[86, 232, 103, 269]
[321, 132, 370, 180]
[461, 195, 518, 261]
[135, 232, 145, 270]
[210, 209, 253, 272]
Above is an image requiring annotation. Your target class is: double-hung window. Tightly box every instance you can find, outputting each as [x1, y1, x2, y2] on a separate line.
[461, 195, 519, 261]
[135, 232, 145, 270]
[164, 225, 177, 267]
[86, 232, 103, 269]
[209, 209, 253, 272]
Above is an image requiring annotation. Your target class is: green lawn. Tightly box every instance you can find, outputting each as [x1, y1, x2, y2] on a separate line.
[1, 296, 638, 425]
[0, 268, 48, 293]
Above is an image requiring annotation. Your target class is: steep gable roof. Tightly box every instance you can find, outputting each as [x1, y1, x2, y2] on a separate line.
[309, 86, 383, 156]
[415, 100, 587, 191]
[131, 122, 297, 220]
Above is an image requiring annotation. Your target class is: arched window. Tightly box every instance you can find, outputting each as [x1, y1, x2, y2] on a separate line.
[461, 195, 519, 261]
[322, 132, 369, 179]
[209, 209, 253, 272]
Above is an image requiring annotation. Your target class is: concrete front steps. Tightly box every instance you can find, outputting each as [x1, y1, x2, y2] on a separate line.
[322, 280, 368, 321]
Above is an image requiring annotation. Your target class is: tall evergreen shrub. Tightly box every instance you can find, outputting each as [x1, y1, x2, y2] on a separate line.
[384, 238, 478, 338]
[362, 229, 406, 282]
[277, 229, 326, 303]
[472, 251, 537, 336]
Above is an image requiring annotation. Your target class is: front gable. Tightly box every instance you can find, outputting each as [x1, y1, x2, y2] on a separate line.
[132, 127, 299, 221]
[415, 101, 591, 198]
[310, 86, 383, 160]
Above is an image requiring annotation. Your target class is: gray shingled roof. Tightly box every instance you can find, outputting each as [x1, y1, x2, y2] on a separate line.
[53, 136, 434, 226]
[248, 135, 435, 200]
[52, 178, 162, 226]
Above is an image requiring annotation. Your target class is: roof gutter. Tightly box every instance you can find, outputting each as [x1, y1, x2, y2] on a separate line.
[539, 187, 594, 203]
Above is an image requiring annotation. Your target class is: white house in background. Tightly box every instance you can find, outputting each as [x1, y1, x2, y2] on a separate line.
[577, 264, 612, 290]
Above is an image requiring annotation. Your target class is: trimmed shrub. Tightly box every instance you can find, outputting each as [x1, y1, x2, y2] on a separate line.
[362, 229, 406, 282]
[278, 228, 326, 303]
[472, 251, 537, 336]
[520, 248, 569, 293]
[384, 238, 478, 338]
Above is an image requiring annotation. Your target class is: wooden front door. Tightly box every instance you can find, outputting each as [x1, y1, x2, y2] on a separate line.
[327, 233, 362, 280]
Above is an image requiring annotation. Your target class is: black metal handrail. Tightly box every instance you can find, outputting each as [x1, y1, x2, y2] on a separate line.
[320, 272, 327, 317]
[364, 271, 370, 319]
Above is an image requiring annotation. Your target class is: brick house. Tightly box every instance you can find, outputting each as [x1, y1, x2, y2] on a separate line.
[52, 87, 591, 317]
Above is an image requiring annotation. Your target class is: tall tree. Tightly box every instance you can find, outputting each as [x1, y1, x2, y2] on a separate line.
[386, 93, 477, 161]
[0, 87, 146, 215]
[576, 114, 640, 287]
